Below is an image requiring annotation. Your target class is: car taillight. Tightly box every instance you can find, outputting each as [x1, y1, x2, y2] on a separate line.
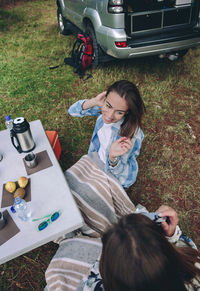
[115, 41, 127, 48]
[108, 0, 124, 13]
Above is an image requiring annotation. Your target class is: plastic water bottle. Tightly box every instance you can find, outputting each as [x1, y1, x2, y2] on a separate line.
[14, 197, 31, 221]
[5, 115, 13, 130]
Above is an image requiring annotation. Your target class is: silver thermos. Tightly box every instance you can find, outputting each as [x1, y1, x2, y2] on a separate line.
[11, 117, 35, 153]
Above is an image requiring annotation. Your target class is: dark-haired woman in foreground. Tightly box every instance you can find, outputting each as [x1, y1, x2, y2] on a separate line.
[45, 205, 200, 291]
[99, 207, 200, 291]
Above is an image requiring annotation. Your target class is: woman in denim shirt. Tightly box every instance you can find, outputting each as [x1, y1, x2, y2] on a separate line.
[68, 80, 145, 188]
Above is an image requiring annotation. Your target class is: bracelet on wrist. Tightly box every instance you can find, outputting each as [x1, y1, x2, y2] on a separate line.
[108, 157, 118, 166]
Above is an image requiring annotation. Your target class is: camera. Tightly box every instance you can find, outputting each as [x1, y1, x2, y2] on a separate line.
[141, 212, 169, 224]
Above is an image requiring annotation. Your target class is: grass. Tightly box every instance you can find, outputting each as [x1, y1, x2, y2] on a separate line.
[0, 0, 200, 289]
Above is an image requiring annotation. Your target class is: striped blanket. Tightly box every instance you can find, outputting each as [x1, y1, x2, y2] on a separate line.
[45, 153, 136, 291]
[45, 236, 102, 291]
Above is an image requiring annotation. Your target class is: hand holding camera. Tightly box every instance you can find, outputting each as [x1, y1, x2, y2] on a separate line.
[155, 205, 179, 237]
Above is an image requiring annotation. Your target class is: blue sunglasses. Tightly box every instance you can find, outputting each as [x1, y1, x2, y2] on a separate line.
[32, 211, 61, 231]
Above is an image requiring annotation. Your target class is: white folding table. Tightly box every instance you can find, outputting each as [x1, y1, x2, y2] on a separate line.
[0, 120, 83, 264]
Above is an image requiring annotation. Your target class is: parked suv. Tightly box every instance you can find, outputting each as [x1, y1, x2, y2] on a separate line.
[56, 0, 200, 67]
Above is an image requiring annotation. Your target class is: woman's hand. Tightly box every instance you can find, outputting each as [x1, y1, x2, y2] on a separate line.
[82, 91, 107, 109]
[94, 91, 107, 107]
[109, 137, 133, 160]
[156, 205, 179, 237]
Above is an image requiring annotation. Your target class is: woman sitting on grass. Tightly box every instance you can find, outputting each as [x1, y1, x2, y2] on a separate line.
[68, 79, 145, 189]
[45, 205, 200, 291]
[55, 80, 145, 243]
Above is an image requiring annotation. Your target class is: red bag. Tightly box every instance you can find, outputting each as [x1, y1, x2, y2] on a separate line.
[71, 33, 93, 76]
[77, 34, 93, 70]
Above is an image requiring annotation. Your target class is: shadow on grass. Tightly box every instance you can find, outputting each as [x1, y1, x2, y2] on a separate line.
[100, 54, 185, 73]
[0, 8, 25, 31]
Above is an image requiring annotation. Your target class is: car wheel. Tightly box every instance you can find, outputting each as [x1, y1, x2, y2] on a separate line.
[85, 25, 100, 68]
[57, 6, 70, 35]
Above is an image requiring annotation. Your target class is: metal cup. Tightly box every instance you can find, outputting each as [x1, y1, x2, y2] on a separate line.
[24, 152, 37, 168]
[0, 212, 6, 230]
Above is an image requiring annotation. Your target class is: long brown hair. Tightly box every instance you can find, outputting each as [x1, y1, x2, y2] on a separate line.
[106, 80, 145, 138]
[100, 213, 200, 291]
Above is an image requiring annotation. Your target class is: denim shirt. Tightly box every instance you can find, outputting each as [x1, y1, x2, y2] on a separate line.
[68, 99, 144, 188]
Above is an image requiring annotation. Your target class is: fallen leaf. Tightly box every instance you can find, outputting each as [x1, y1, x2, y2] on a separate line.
[15, 282, 25, 289]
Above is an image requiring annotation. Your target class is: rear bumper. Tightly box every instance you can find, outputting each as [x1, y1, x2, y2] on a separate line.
[97, 27, 200, 59]
[126, 36, 200, 58]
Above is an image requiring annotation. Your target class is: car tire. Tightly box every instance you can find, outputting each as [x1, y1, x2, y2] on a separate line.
[57, 6, 71, 35]
[178, 49, 188, 57]
[85, 25, 100, 69]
